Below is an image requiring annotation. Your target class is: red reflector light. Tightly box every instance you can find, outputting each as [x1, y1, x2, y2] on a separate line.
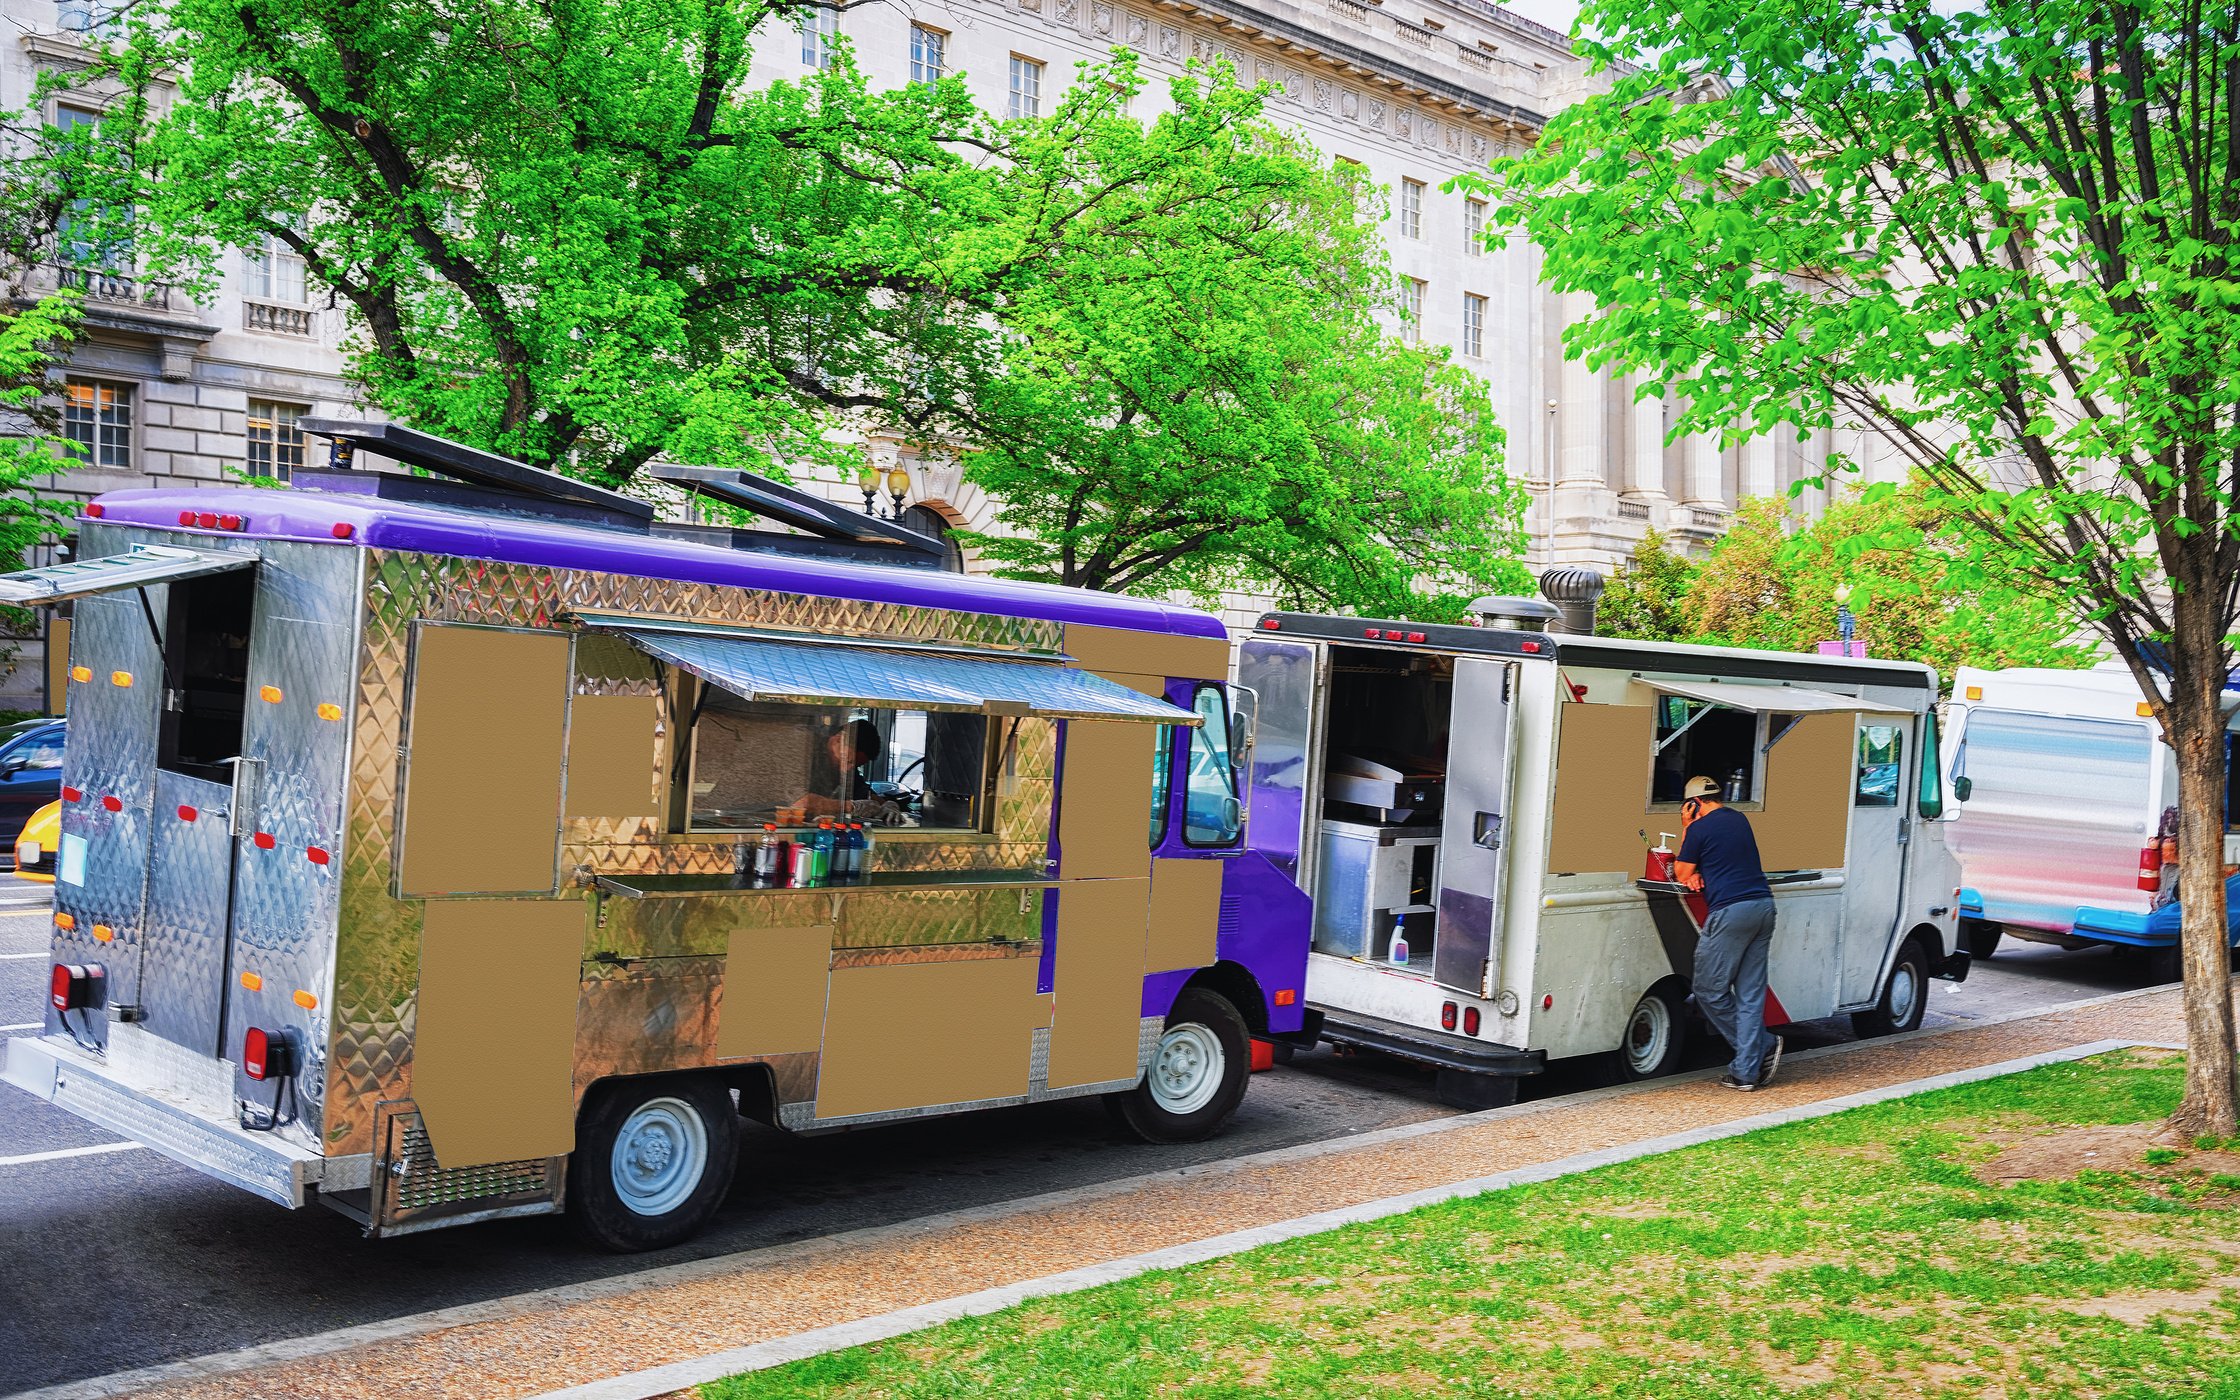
[177, 804, 197, 821]
[100, 794, 121, 812]
[1365, 628, 1383, 639]
[253, 832, 276, 850]
[1520, 640, 1543, 653]
[1258, 618, 1280, 630]
[83, 502, 104, 518]
[178, 510, 196, 526]
[218, 514, 242, 531]
[1542, 993, 1554, 1010]
[1407, 631, 1426, 643]
[61, 786, 81, 802]
[195, 512, 217, 529]
[1463, 1006, 1481, 1036]
[1440, 1001, 1458, 1030]
[243, 1026, 294, 1081]
[306, 846, 330, 865]
[331, 522, 354, 539]
[50, 962, 103, 1012]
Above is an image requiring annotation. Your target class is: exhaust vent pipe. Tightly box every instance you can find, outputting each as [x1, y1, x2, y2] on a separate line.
[1468, 595, 1562, 632]
[1538, 567, 1606, 636]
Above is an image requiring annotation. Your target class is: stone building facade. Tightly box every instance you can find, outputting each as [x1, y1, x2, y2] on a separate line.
[0, 0, 1901, 706]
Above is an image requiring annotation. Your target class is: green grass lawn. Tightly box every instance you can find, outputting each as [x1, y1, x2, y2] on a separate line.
[703, 1050, 2240, 1399]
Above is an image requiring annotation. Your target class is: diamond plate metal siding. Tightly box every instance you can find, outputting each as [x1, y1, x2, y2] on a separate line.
[141, 771, 237, 1056]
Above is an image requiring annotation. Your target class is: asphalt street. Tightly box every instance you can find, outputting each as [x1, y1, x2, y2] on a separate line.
[0, 894, 2165, 1397]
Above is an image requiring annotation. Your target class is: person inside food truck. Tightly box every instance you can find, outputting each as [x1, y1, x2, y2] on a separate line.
[1673, 775, 1786, 1093]
[792, 717, 887, 819]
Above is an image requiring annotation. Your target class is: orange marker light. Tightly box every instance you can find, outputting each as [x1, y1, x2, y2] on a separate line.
[259, 685, 284, 703]
[1273, 988, 1297, 1007]
[110, 670, 132, 687]
[316, 702, 342, 721]
[2137, 701, 2154, 717]
[70, 665, 90, 683]
[91, 924, 114, 943]
[240, 972, 263, 992]
[1964, 685, 1982, 700]
[54, 912, 75, 931]
[292, 989, 318, 1010]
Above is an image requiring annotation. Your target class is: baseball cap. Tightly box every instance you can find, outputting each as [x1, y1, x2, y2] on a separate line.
[1683, 776, 1721, 800]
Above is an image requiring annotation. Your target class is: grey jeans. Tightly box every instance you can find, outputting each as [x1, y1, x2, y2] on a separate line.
[1695, 897, 1778, 1083]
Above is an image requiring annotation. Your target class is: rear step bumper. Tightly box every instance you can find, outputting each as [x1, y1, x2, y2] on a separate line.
[1311, 1006, 1548, 1077]
[1, 1031, 328, 1207]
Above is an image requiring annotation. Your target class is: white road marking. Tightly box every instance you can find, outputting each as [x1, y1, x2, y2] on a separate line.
[0, 950, 51, 959]
[0, 1142, 141, 1169]
[1, 1021, 41, 1032]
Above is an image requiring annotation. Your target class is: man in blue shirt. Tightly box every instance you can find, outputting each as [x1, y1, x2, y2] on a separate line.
[1674, 775, 1783, 1090]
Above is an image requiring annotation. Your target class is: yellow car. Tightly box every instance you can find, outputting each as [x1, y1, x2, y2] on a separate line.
[13, 797, 58, 882]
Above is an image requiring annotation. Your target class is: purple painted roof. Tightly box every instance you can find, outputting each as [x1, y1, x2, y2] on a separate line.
[91, 486, 1230, 641]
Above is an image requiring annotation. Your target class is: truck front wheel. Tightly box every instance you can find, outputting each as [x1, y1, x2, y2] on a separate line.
[568, 1074, 739, 1252]
[1851, 937, 1931, 1039]
[1109, 987, 1251, 1143]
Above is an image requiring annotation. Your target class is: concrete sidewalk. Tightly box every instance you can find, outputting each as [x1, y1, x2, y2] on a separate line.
[28, 984, 2199, 1400]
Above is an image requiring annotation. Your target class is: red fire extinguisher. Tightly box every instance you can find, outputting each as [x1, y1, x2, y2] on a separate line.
[2138, 842, 2164, 891]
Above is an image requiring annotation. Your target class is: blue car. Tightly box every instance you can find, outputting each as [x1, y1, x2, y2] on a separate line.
[0, 716, 64, 850]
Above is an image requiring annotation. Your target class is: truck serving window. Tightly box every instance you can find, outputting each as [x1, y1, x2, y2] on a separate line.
[1650, 695, 1763, 805]
[684, 687, 989, 832]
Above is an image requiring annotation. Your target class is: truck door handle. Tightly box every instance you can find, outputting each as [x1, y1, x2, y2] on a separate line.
[1473, 812, 1502, 850]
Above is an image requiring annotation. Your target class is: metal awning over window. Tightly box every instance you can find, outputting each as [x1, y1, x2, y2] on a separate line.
[1650, 678, 1908, 717]
[0, 544, 256, 605]
[612, 627, 1201, 724]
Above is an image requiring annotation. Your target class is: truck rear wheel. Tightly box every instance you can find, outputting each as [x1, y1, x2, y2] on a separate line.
[1609, 982, 1689, 1082]
[1851, 937, 1930, 1039]
[1109, 987, 1251, 1143]
[1961, 918, 2003, 959]
[568, 1074, 739, 1252]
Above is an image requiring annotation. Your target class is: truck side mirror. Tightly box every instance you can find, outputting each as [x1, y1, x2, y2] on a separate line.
[1950, 776, 1971, 801]
[1228, 684, 1258, 777]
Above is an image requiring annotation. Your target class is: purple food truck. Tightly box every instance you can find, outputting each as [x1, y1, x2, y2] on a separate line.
[0, 422, 1309, 1250]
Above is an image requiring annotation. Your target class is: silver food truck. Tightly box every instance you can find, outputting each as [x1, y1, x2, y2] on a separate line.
[1944, 662, 2240, 979]
[0, 424, 1309, 1250]
[1238, 597, 1967, 1106]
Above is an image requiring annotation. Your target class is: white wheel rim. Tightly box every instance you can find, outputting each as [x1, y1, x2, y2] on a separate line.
[1624, 995, 1672, 1075]
[1888, 962, 1920, 1024]
[1148, 1023, 1224, 1116]
[610, 1097, 709, 1218]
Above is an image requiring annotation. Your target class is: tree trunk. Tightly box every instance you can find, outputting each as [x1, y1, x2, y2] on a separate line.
[2165, 615, 2239, 1139]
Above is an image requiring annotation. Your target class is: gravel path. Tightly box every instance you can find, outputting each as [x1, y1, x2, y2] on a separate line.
[64, 985, 2201, 1400]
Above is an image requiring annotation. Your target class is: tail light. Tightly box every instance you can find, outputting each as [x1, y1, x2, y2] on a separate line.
[83, 502, 104, 518]
[2139, 843, 2163, 890]
[50, 962, 104, 1012]
[195, 512, 217, 529]
[243, 1027, 296, 1081]
[1440, 1001, 1458, 1030]
[1462, 1006, 1481, 1037]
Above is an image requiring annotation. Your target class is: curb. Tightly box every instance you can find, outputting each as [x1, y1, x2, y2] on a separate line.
[533, 1038, 2146, 1400]
[3, 980, 2191, 1400]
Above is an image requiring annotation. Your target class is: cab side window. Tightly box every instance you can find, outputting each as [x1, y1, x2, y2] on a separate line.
[1854, 724, 1904, 807]
[1183, 686, 1242, 847]
[1148, 723, 1173, 847]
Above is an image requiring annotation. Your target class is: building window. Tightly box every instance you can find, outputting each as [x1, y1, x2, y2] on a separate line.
[62, 378, 132, 469]
[1462, 292, 1485, 357]
[1465, 197, 1485, 254]
[53, 104, 128, 273]
[247, 400, 308, 481]
[1008, 55, 1043, 118]
[800, 6, 839, 69]
[1400, 278, 1424, 343]
[242, 233, 306, 304]
[1399, 178, 1424, 239]
[909, 24, 946, 83]
[685, 693, 989, 833]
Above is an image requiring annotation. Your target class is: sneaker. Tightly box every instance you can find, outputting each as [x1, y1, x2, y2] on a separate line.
[1721, 1073, 1760, 1091]
[1758, 1035, 1785, 1089]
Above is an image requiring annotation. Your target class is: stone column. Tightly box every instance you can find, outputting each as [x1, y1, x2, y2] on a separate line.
[1681, 430, 1724, 508]
[1556, 294, 1603, 488]
[1740, 430, 1779, 501]
[1626, 380, 1667, 500]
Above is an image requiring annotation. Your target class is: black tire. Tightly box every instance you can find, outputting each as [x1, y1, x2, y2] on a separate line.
[1607, 981, 1690, 1083]
[1108, 987, 1252, 1143]
[1961, 918, 2003, 960]
[2136, 943, 2183, 986]
[567, 1074, 739, 1252]
[1851, 936, 1931, 1038]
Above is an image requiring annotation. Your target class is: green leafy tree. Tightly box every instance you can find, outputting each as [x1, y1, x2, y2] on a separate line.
[121, 5, 1524, 613]
[1477, 0, 2240, 1131]
[1687, 486, 2097, 682]
[1595, 528, 1698, 642]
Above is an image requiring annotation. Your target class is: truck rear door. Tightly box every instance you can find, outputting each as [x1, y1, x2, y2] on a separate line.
[1434, 657, 1517, 997]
